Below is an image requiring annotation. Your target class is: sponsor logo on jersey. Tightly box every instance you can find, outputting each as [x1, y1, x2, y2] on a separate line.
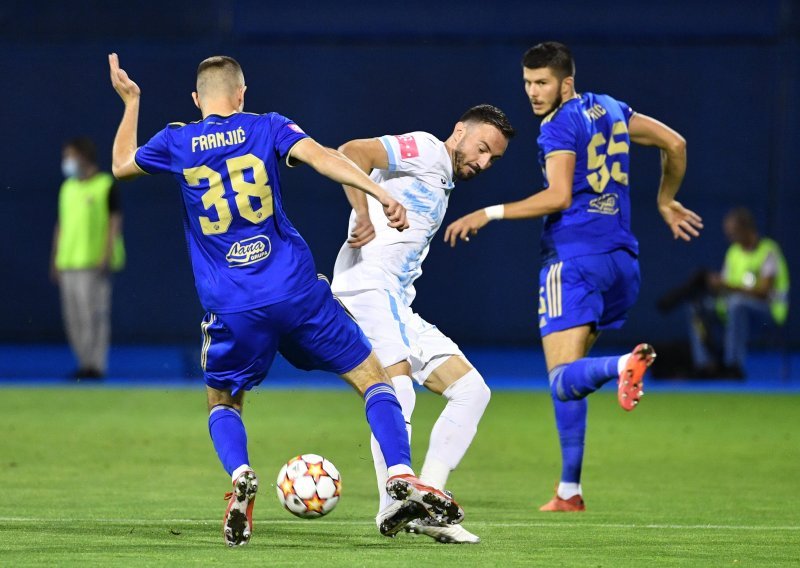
[226, 235, 272, 267]
[395, 135, 420, 159]
[288, 123, 305, 134]
[588, 193, 619, 215]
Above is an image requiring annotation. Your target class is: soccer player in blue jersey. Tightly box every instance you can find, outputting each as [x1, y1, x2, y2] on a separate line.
[444, 42, 703, 511]
[108, 53, 464, 545]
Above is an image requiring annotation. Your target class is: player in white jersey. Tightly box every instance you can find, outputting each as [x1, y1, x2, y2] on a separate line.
[331, 105, 515, 543]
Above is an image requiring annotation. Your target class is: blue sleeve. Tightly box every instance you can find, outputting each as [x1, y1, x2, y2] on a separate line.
[134, 127, 172, 175]
[616, 99, 635, 123]
[269, 113, 310, 159]
[538, 112, 578, 158]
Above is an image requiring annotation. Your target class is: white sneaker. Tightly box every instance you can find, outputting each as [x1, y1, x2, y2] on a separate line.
[406, 517, 481, 544]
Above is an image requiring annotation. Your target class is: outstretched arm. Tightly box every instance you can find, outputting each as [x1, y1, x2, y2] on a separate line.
[108, 53, 144, 181]
[337, 138, 390, 248]
[443, 153, 574, 247]
[628, 113, 702, 241]
[288, 138, 407, 232]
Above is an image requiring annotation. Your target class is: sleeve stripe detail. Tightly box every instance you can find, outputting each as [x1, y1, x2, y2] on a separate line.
[284, 137, 309, 168]
[132, 150, 152, 175]
[544, 150, 576, 159]
[379, 136, 397, 171]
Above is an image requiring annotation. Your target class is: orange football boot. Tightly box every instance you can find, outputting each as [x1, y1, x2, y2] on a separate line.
[618, 343, 656, 411]
[539, 493, 586, 512]
[222, 469, 259, 546]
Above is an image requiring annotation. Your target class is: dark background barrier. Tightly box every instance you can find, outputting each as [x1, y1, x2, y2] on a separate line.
[1, 0, 797, 348]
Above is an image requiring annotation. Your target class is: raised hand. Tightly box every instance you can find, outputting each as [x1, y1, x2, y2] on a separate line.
[658, 199, 703, 241]
[443, 209, 489, 247]
[108, 53, 141, 105]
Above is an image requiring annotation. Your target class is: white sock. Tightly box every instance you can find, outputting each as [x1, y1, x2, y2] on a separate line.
[419, 369, 491, 490]
[557, 482, 582, 499]
[419, 458, 451, 490]
[387, 464, 414, 478]
[617, 353, 631, 374]
[371, 375, 416, 513]
[231, 464, 251, 483]
[391, 375, 416, 423]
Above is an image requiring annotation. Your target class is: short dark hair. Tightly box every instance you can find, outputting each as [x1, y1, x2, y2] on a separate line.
[63, 136, 97, 164]
[521, 42, 575, 80]
[196, 56, 244, 96]
[197, 55, 243, 78]
[459, 104, 515, 139]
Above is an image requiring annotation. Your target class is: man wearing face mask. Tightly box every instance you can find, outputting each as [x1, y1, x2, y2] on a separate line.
[50, 137, 125, 379]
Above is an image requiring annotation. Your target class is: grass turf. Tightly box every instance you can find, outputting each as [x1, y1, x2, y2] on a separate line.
[0, 387, 798, 566]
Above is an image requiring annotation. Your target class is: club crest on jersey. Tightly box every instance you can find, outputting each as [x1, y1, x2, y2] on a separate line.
[226, 235, 272, 267]
[588, 193, 619, 215]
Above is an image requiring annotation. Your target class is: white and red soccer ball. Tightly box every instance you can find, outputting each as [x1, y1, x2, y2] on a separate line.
[276, 454, 341, 518]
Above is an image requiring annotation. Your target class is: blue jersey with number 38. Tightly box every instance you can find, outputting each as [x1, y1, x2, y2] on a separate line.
[537, 93, 639, 264]
[135, 112, 317, 313]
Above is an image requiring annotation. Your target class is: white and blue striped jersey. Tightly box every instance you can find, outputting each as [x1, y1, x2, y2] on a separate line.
[331, 131, 454, 305]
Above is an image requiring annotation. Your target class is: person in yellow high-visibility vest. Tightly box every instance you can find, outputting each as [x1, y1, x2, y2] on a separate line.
[688, 207, 789, 378]
[50, 137, 125, 379]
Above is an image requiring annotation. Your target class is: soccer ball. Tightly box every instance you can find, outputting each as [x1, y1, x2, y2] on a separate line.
[275, 454, 341, 518]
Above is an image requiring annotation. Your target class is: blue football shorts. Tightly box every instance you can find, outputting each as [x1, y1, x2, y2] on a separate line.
[538, 249, 640, 337]
[200, 276, 372, 395]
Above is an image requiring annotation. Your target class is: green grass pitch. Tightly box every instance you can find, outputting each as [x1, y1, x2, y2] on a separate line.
[1, 387, 798, 566]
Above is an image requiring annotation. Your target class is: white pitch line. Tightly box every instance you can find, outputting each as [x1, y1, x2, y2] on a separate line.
[0, 518, 798, 531]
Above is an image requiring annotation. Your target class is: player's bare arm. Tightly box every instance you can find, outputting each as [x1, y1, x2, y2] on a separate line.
[443, 153, 574, 247]
[289, 138, 408, 231]
[108, 53, 144, 181]
[338, 138, 391, 248]
[628, 113, 702, 241]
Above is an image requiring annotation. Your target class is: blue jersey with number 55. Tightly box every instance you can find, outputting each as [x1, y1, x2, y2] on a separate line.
[537, 93, 639, 264]
[134, 112, 318, 313]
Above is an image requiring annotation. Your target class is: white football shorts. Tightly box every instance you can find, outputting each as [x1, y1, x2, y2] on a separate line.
[336, 288, 463, 384]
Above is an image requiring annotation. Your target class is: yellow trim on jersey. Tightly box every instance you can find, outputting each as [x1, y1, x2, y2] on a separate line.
[544, 150, 576, 160]
[132, 151, 151, 176]
[285, 138, 307, 168]
[541, 93, 582, 125]
[541, 108, 559, 125]
[168, 121, 187, 127]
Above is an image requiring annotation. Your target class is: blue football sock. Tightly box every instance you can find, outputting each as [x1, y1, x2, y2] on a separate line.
[208, 405, 250, 476]
[549, 356, 619, 401]
[553, 397, 587, 484]
[364, 383, 412, 469]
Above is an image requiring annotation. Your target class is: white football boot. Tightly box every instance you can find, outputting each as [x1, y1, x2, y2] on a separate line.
[405, 516, 481, 544]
